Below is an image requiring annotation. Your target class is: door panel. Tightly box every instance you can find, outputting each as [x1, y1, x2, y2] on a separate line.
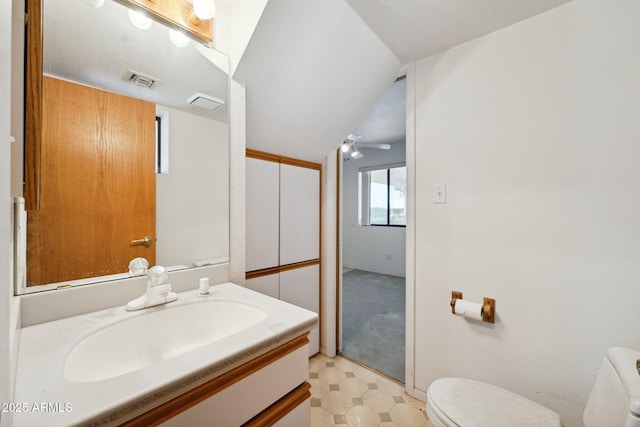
[280, 265, 320, 355]
[245, 157, 280, 271]
[26, 76, 156, 285]
[245, 273, 279, 299]
[279, 164, 319, 265]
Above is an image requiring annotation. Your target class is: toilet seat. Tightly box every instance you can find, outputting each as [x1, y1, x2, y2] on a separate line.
[427, 378, 561, 427]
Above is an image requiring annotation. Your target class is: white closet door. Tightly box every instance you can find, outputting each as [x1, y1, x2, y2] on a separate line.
[280, 265, 320, 355]
[245, 273, 279, 299]
[246, 158, 280, 271]
[279, 164, 319, 265]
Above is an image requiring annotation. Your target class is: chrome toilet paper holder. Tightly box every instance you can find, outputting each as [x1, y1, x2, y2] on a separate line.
[450, 291, 495, 323]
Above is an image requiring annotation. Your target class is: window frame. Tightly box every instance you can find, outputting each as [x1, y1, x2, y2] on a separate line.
[155, 108, 170, 174]
[358, 162, 406, 228]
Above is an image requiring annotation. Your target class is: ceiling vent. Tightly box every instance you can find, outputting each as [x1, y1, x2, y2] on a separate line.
[188, 93, 224, 111]
[123, 69, 160, 89]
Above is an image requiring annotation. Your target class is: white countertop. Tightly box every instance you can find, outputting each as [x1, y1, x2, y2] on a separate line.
[12, 283, 318, 426]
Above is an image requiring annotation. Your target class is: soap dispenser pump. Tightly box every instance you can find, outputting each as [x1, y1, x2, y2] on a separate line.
[198, 277, 210, 296]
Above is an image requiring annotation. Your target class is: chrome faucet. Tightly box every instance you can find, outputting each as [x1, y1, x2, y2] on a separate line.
[126, 265, 178, 311]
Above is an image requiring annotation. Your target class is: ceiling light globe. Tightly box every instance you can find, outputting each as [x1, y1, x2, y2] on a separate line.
[169, 29, 189, 47]
[193, 0, 216, 20]
[128, 9, 152, 30]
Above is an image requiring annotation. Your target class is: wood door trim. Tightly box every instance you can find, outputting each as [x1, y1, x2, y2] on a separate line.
[318, 163, 323, 353]
[246, 259, 320, 280]
[246, 149, 321, 171]
[25, 0, 43, 211]
[120, 334, 309, 427]
[245, 265, 281, 280]
[336, 148, 341, 351]
[242, 382, 311, 427]
[280, 259, 320, 273]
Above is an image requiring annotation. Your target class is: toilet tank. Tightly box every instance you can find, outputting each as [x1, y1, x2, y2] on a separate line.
[584, 347, 640, 427]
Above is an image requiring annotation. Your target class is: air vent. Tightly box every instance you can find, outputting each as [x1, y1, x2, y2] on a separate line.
[187, 93, 224, 111]
[123, 69, 160, 89]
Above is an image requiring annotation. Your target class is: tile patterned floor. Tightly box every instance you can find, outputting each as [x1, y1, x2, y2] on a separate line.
[309, 354, 434, 427]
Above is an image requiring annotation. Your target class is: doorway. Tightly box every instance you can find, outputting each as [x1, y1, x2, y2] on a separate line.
[338, 77, 407, 383]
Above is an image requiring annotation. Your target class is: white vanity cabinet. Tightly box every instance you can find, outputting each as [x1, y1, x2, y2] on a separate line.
[158, 339, 310, 427]
[14, 284, 317, 427]
[245, 150, 321, 356]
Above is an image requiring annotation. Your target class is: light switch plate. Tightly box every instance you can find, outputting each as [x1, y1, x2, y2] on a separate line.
[433, 184, 446, 204]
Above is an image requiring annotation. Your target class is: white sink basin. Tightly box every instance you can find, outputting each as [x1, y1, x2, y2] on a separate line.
[64, 300, 267, 382]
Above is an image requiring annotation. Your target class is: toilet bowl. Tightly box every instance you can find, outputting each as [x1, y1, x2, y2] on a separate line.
[426, 347, 640, 427]
[426, 377, 561, 427]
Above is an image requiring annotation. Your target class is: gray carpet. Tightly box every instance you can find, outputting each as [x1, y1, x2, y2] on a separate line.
[341, 269, 405, 383]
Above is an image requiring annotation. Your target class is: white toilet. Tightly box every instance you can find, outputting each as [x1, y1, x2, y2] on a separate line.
[426, 347, 640, 427]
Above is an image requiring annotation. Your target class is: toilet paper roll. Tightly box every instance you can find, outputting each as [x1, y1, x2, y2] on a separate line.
[454, 299, 483, 320]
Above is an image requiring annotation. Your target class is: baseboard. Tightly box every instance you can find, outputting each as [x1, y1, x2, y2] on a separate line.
[342, 265, 406, 278]
[408, 387, 427, 402]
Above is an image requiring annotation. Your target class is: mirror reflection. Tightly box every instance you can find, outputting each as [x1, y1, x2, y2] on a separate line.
[19, 0, 230, 293]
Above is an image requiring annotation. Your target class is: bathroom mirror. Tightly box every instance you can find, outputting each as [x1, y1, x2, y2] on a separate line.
[17, 0, 230, 293]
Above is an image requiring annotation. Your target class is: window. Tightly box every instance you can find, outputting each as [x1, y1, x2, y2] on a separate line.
[156, 108, 169, 174]
[358, 164, 406, 226]
[155, 115, 162, 173]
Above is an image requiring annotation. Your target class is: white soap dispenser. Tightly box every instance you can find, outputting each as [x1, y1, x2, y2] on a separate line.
[198, 277, 210, 296]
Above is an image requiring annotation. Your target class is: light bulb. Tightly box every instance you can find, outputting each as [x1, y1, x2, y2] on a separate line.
[341, 143, 349, 153]
[193, 0, 216, 20]
[169, 29, 189, 47]
[128, 9, 152, 30]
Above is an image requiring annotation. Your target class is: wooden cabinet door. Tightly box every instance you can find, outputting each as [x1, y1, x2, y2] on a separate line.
[279, 164, 319, 265]
[280, 265, 320, 355]
[26, 77, 155, 285]
[246, 157, 280, 271]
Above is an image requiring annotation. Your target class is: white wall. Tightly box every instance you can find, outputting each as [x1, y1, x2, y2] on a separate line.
[411, 1, 640, 426]
[233, 0, 402, 162]
[0, 0, 15, 423]
[156, 106, 229, 268]
[322, 151, 338, 356]
[343, 143, 406, 277]
[228, 79, 247, 284]
[226, 0, 269, 74]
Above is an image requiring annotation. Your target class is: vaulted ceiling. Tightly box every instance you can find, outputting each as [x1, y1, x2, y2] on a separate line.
[344, 0, 575, 63]
[233, 0, 402, 161]
[234, 0, 574, 161]
[47, 0, 576, 161]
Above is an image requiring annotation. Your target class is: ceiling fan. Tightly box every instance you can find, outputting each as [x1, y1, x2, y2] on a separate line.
[341, 134, 391, 160]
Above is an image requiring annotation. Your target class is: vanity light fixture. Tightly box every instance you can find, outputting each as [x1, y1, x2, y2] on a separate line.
[190, 0, 216, 25]
[116, 0, 214, 44]
[128, 9, 152, 30]
[169, 29, 190, 47]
